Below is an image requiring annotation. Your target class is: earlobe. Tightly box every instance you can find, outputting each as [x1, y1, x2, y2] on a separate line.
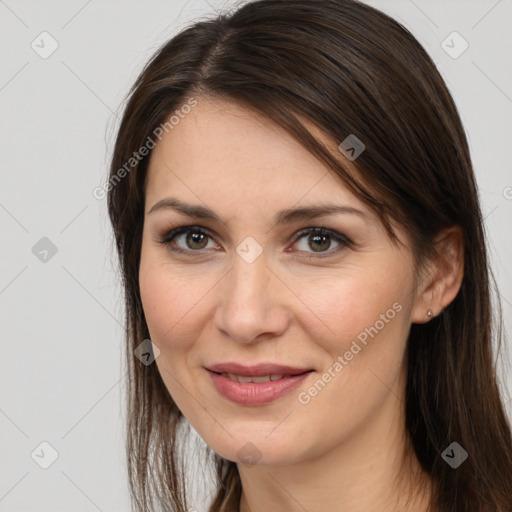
[411, 226, 464, 324]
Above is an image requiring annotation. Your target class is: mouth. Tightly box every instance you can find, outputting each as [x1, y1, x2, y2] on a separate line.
[205, 361, 314, 377]
[209, 370, 312, 383]
[205, 366, 315, 406]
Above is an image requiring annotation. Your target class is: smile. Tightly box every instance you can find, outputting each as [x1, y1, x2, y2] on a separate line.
[219, 372, 289, 382]
[206, 369, 314, 405]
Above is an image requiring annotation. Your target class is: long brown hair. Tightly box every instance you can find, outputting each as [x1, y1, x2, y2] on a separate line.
[106, 0, 512, 510]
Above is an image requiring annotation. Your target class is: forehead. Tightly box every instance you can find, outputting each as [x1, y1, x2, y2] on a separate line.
[145, 96, 364, 214]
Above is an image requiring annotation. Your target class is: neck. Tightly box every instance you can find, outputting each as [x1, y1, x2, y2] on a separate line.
[237, 377, 432, 512]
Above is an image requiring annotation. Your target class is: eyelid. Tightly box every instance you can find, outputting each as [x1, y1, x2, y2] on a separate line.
[154, 225, 219, 255]
[155, 224, 353, 257]
[287, 226, 353, 258]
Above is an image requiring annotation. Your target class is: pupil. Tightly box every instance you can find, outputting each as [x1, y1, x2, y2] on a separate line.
[309, 234, 330, 252]
[187, 232, 207, 249]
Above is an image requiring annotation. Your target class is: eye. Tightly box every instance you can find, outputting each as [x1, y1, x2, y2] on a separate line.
[155, 225, 219, 255]
[155, 225, 353, 258]
[289, 227, 352, 258]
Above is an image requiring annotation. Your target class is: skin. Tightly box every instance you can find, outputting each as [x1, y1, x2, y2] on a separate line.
[139, 96, 464, 512]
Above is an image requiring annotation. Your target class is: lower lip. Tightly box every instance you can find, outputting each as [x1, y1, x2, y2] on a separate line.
[207, 369, 313, 405]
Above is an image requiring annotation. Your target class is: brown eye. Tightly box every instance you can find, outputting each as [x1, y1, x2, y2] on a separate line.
[185, 231, 209, 250]
[156, 226, 218, 255]
[307, 233, 332, 252]
[291, 227, 352, 257]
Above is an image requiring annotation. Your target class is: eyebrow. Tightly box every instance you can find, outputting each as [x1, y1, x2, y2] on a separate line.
[147, 197, 366, 225]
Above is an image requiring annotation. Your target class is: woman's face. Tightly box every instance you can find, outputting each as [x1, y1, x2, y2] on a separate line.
[139, 96, 424, 466]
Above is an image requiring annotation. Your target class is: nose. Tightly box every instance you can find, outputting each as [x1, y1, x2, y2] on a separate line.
[213, 252, 292, 344]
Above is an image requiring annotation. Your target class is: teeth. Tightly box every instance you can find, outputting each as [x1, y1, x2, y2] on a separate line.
[222, 373, 285, 383]
[253, 375, 273, 383]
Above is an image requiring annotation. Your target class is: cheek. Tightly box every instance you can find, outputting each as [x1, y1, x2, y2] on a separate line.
[294, 267, 408, 356]
[282, 276, 411, 453]
[139, 254, 190, 349]
[292, 270, 412, 413]
[138, 259, 209, 408]
[138, 253, 220, 355]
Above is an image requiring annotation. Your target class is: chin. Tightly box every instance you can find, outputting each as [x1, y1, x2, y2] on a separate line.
[201, 427, 306, 467]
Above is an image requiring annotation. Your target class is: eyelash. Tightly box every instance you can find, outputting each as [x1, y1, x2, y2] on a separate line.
[155, 225, 353, 259]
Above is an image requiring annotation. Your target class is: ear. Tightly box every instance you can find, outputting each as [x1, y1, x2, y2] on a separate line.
[411, 226, 464, 324]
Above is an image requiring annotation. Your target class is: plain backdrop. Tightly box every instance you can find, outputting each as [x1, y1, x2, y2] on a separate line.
[1, 0, 511, 511]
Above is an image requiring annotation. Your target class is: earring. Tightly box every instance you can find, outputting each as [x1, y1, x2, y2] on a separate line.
[426, 310, 433, 318]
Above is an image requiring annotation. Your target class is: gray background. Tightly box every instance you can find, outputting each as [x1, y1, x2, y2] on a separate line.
[1, 0, 511, 511]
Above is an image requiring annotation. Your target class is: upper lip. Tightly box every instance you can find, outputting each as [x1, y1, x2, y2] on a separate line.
[206, 362, 313, 377]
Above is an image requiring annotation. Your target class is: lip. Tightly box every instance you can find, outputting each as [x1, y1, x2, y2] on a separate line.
[206, 362, 313, 377]
[205, 366, 314, 406]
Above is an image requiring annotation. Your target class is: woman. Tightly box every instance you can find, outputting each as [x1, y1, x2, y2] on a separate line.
[106, 0, 512, 510]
